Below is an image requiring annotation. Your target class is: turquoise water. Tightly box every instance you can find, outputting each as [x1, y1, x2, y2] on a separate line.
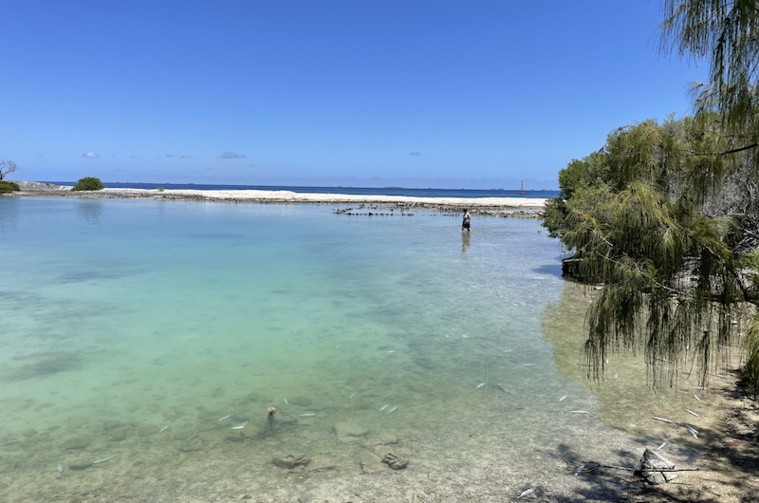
[0, 197, 724, 502]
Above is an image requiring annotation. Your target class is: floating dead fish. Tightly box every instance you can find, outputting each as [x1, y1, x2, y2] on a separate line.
[93, 458, 112, 464]
[283, 397, 289, 405]
[57, 463, 64, 473]
[386, 350, 395, 353]
[158, 425, 169, 433]
[657, 440, 667, 450]
[693, 394, 701, 401]
[503, 349, 513, 352]
[229, 421, 249, 430]
[569, 410, 589, 414]
[652, 417, 674, 424]
[218, 415, 232, 422]
[379, 404, 389, 412]
[387, 405, 398, 414]
[518, 487, 537, 499]
[476, 383, 485, 388]
[299, 412, 316, 417]
[685, 409, 700, 417]
[559, 395, 567, 402]
[522, 363, 535, 366]
[461, 334, 469, 338]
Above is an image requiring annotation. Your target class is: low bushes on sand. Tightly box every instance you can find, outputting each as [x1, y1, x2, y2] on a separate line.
[0, 181, 20, 193]
[71, 177, 105, 191]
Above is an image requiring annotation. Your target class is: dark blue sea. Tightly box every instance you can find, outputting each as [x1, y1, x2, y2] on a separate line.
[43, 181, 559, 199]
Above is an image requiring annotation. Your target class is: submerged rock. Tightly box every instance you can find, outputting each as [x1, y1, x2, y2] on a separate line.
[61, 437, 90, 450]
[334, 421, 369, 443]
[634, 448, 677, 485]
[382, 453, 409, 470]
[68, 459, 93, 470]
[358, 449, 386, 474]
[306, 456, 337, 472]
[273, 453, 310, 469]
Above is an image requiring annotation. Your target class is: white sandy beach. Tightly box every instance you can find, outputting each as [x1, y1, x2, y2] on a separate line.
[14, 182, 547, 210]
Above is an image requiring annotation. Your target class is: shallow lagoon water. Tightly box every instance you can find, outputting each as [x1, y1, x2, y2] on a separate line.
[0, 197, 729, 502]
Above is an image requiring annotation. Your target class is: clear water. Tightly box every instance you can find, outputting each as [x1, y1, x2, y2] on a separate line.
[0, 197, 728, 502]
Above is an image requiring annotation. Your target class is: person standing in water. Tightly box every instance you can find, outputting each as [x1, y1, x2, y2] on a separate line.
[461, 208, 471, 232]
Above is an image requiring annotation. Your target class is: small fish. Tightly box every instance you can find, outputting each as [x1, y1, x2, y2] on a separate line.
[522, 363, 535, 366]
[613, 373, 619, 379]
[379, 404, 389, 412]
[686, 424, 699, 434]
[183, 433, 198, 442]
[93, 457, 112, 464]
[476, 383, 486, 388]
[158, 425, 169, 433]
[386, 350, 395, 353]
[687, 428, 698, 439]
[461, 334, 469, 338]
[559, 395, 567, 402]
[569, 410, 589, 414]
[710, 373, 727, 379]
[691, 386, 709, 390]
[657, 440, 667, 450]
[283, 397, 289, 405]
[444, 334, 450, 338]
[387, 405, 398, 414]
[652, 417, 675, 424]
[229, 421, 249, 430]
[299, 412, 316, 417]
[573, 464, 585, 475]
[693, 394, 701, 401]
[685, 408, 700, 417]
[518, 487, 537, 499]
[348, 392, 358, 399]
[218, 415, 232, 422]
[57, 463, 64, 473]
[503, 349, 513, 352]
[343, 385, 355, 392]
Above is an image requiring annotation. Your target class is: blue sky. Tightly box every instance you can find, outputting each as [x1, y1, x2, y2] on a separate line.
[1, 1, 705, 189]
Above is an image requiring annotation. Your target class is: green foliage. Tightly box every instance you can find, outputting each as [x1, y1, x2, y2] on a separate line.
[71, 177, 105, 191]
[0, 181, 20, 193]
[156, 187, 165, 192]
[659, 0, 759, 127]
[543, 117, 758, 388]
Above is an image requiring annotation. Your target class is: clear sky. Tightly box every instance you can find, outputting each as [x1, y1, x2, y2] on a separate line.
[1, 1, 706, 189]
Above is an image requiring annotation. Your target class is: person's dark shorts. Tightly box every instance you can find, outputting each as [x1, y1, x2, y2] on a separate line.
[463, 222, 470, 229]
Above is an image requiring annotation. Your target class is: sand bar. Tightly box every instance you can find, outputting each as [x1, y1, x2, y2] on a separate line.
[12, 181, 547, 215]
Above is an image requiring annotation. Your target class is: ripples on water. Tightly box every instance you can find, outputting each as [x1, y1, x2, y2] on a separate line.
[0, 197, 733, 502]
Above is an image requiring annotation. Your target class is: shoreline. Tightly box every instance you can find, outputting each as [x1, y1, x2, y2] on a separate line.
[8, 181, 546, 217]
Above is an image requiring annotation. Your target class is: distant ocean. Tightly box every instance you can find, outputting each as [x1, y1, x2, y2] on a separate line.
[43, 181, 560, 199]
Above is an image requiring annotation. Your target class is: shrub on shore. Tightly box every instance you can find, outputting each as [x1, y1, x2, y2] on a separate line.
[0, 181, 20, 193]
[71, 177, 105, 191]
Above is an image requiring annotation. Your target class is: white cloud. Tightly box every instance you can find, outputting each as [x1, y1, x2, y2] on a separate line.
[82, 152, 99, 158]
